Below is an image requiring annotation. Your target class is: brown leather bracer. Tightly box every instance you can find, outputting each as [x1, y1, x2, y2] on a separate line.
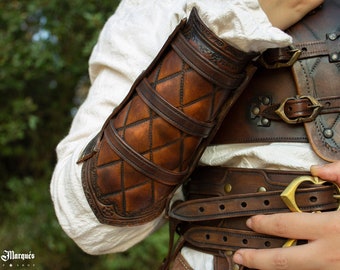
[77, 8, 257, 226]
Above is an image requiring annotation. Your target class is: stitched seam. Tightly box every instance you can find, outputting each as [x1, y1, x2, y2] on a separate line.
[178, 254, 192, 270]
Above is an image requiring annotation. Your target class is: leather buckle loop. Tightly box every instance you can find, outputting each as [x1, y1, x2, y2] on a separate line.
[258, 46, 302, 69]
[275, 95, 323, 124]
[280, 176, 340, 247]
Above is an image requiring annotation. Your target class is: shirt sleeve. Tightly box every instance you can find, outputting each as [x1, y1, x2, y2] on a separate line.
[50, 0, 292, 255]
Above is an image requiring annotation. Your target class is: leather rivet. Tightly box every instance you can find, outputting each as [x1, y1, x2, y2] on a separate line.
[225, 184, 232, 193]
[261, 118, 269, 126]
[328, 32, 337, 41]
[262, 96, 270, 105]
[233, 264, 240, 270]
[252, 106, 260, 115]
[331, 53, 339, 61]
[258, 187, 267, 192]
[225, 250, 233, 256]
[323, 128, 334, 138]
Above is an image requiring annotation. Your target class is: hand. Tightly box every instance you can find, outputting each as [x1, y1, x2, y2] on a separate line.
[258, 0, 324, 29]
[233, 161, 340, 270]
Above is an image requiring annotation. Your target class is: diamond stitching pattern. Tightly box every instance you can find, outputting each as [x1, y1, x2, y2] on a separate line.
[96, 53, 224, 216]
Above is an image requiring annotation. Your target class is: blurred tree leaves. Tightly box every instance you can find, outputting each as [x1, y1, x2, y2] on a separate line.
[0, 0, 169, 269]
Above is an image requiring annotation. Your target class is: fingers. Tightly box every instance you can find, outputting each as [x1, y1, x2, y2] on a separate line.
[233, 211, 340, 269]
[311, 161, 340, 185]
[246, 212, 340, 241]
[233, 244, 321, 270]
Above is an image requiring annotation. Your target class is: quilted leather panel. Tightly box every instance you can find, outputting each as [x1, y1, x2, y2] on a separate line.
[80, 8, 256, 226]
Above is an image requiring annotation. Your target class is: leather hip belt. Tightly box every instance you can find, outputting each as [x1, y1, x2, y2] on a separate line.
[169, 166, 339, 255]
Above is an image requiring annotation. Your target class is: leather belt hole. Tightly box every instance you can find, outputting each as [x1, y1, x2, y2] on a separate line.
[310, 196, 318, 203]
[219, 204, 225, 210]
[265, 241, 271, 247]
[199, 207, 205, 212]
[241, 202, 247, 208]
[205, 234, 210, 240]
[242, 239, 248, 245]
[264, 200, 270, 206]
[223, 236, 228, 242]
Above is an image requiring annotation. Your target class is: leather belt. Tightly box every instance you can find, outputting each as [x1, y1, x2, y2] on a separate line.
[260, 31, 340, 66]
[258, 95, 340, 124]
[182, 227, 287, 252]
[172, 185, 336, 222]
[169, 166, 340, 253]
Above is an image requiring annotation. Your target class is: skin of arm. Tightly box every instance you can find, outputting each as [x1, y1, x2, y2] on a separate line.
[258, 0, 324, 29]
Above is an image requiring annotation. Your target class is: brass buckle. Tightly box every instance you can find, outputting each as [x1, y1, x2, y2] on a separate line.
[280, 176, 340, 247]
[258, 47, 302, 69]
[275, 95, 323, 124]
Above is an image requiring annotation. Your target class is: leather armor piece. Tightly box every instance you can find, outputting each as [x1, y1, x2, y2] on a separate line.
[289, 0, 340, 162]
[212, 0, 340, 162]
[78, 8, 257, 226]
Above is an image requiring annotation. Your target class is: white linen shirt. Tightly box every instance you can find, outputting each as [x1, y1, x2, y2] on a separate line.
[50, 0, 326, 269]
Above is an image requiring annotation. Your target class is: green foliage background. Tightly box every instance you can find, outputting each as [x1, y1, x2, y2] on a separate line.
[0, 1, 169, 269]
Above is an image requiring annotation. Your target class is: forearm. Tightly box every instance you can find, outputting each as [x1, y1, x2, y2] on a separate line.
[51, 0, 304, 255]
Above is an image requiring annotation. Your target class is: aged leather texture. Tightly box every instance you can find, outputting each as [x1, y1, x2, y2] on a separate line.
[169, 3, 340, 268]
[289, 0, 340, 162]
[166, 1, 339, 269]
[170, 166, 338, 270]
[78, 8, 257, 226]
[212, 0, 340, 162]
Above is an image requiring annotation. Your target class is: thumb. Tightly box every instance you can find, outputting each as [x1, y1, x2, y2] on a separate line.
[310, 161, 340, 185]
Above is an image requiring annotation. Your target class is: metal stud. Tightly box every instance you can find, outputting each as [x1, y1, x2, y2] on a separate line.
[252, 106, 260, 115]
[331, 53, 339, 61]
[261, 118, 270, 126]
[262, 96, 270, 105]
[225, 250, 233, 256]
[233, 264, 240, 270]
[323, 128, 334, 138]
[225, 184, 232, 193]
[258, 187, 267, 192]
[328, 33, 337, 41]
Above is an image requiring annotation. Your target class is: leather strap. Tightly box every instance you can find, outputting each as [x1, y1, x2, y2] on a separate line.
[255, 95, 340, 122]
[211, 0, 340, 163]
[170, 252, 193, 270]
[171, 185, 337, 222]
[169, 166, 339, 253]
[172, 33, 245, 88]
[137, 78, 215, 138]
[261, 32, 340, 64]
[105, 123, 187, 185]
[183, 227, 287, 252]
